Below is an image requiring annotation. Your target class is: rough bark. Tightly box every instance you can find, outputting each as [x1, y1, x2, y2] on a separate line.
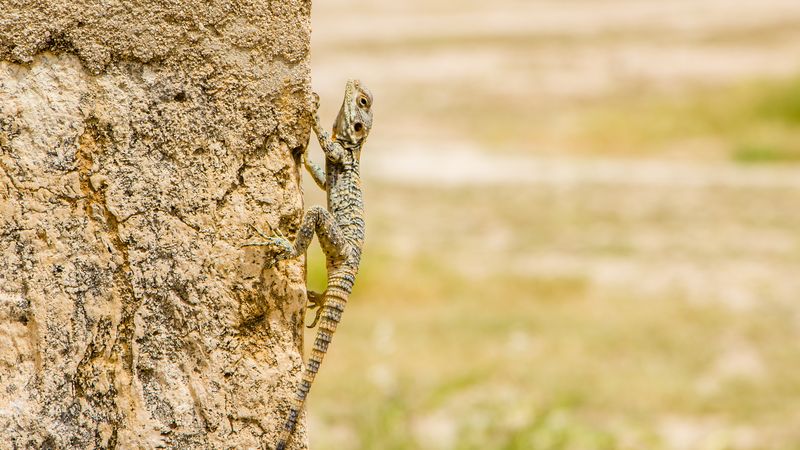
[0, 1, 312, 448]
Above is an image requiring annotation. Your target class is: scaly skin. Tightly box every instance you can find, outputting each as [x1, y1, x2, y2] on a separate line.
[244, 79, 373, 450]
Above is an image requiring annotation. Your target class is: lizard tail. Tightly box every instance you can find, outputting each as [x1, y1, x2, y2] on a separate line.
[275, 269, 355, 449]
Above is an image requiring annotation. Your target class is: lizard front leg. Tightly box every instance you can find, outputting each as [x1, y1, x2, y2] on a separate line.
[303, 94, 328, 189]
[312, 103, 346, 163]
[303, 151, 326, 190]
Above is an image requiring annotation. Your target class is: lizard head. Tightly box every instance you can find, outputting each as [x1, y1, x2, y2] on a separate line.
[332, 79, 373, 149]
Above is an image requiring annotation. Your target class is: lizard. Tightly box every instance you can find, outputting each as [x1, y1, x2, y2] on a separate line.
[243, 79, 373, 450]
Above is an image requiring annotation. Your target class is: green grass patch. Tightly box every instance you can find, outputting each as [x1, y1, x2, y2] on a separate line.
[756, 77, 800, 125]
[732, 143, 800, 164]
[573, 75, 800, 162]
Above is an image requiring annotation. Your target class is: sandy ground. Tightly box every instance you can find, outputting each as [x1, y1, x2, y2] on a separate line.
[302, 2, 800, 449]
[368, 146, 800, 188]
[311, 0, 800, 154]
[305, 0, 800, 296]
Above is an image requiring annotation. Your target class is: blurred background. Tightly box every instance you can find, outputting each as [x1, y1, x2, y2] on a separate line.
[304, 1, 800, 449]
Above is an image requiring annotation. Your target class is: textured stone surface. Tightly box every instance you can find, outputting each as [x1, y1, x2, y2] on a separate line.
[0, 1, 312, 448]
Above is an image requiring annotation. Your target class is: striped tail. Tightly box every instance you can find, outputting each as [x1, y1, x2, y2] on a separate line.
[275, 268, 355, 450]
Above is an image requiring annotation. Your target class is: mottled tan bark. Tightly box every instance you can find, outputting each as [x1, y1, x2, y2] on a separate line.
[0, 1, 312, 448]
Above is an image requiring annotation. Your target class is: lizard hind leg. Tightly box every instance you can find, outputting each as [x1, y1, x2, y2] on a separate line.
[295, 205, 349, 261]
[240, 224, 293, 267]
[241, 206, 346, 269]
[306, 290, 325, 328]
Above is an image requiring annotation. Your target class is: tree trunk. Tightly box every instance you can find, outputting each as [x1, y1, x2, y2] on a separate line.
[0, 1, 311, 448]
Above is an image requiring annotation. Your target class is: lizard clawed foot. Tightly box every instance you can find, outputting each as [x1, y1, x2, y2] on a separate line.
[242, 224, 293, 268]
[305, 290, 325, 328]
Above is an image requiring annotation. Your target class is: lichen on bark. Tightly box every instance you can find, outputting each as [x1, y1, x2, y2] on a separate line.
[0, 1, 313, 448]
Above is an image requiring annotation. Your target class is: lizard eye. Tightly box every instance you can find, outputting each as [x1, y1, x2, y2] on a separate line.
[359, 96, 368, 107]
[354, 122, 363, 132]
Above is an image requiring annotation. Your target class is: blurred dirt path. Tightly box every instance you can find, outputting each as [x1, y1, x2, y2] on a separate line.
[367, 146, 800, 188]
[312, 0, 800, 108]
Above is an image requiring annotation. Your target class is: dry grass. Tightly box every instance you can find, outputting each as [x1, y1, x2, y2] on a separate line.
[299, 1, 800, 448]
[299, 183, 800, 450]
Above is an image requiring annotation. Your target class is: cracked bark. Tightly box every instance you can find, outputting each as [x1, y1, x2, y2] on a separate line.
[0, 1, 312, 448]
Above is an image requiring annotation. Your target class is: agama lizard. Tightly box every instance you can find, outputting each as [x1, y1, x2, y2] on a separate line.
[243, 79, 373, 450]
